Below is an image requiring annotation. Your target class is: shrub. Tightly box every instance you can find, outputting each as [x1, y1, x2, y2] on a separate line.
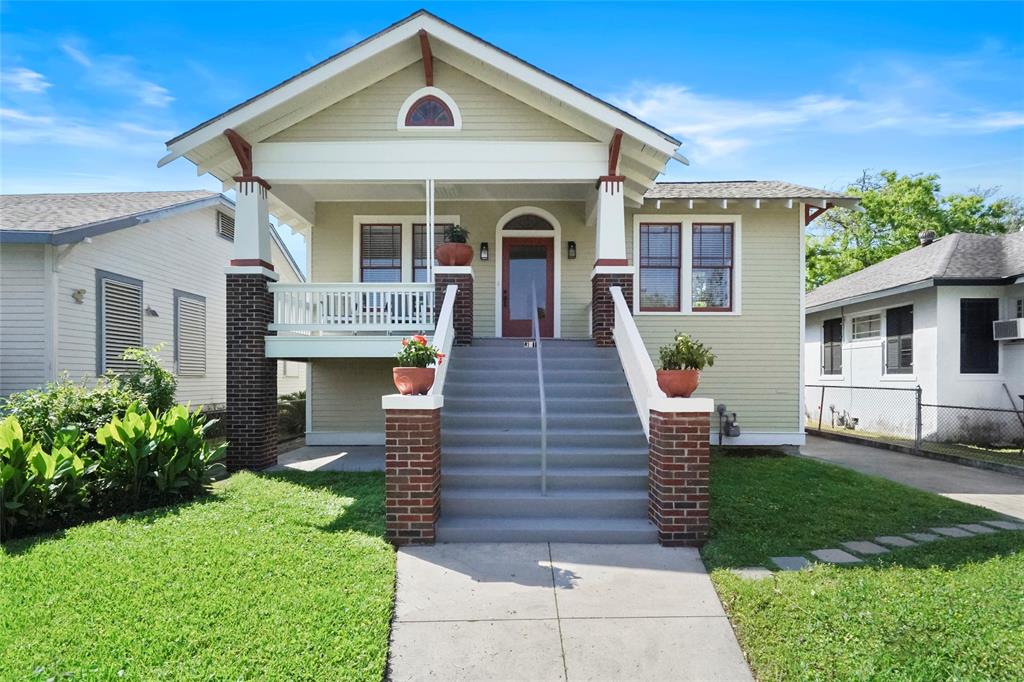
[115, 346, 177, 413]
[278, 391, 306, 440]
[394, 335, 444, 368]
[444, 224, 469, 244]
[658, 333, 716, 371]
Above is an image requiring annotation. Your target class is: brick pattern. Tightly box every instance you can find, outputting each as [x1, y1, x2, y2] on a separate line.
[591, 272, 633, 347]
[648, 410, 710, 547]
[434, 273, 473, 345]
[225, 273, 278, 471]
[385, 408, 441, 545]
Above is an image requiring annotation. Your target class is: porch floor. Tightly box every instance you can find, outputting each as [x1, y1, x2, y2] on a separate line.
[271, 445, 384, 472]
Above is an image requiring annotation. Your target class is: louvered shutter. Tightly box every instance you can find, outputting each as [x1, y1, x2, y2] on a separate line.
[885, 306, 913, 373]
[176, 296, 207, 376]
[102, 278, 143, 373]
[217, 211, 235, 241]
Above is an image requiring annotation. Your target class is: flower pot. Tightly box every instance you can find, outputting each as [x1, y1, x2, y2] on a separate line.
[393, 367, 436, 395]
[656, 369, 701, 398]
[435, 242, 474, 266]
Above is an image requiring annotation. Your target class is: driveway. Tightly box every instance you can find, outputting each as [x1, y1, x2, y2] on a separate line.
[801, 435, 1024, 521]
[388, 543, 752, 681]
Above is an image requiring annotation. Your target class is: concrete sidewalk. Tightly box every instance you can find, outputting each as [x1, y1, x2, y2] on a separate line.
[801, 435, 1024, 521]
[388, 543, 752, 681]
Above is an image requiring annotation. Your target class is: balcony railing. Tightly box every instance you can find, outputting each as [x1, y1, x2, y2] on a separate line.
[268, 282, 435, 333]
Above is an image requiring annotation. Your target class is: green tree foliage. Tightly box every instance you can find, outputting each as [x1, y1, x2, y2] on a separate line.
[806, 171, 1023, 289]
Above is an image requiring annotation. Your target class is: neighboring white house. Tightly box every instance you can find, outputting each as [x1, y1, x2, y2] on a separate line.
[0, 190, 306, 406]
[804, 230, 1024, 438]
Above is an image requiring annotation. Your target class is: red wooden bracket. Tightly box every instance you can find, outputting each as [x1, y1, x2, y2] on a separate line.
[608, 128, 623, 176]
[804, 202, 834, 224]
[418, 30, 433, 87]
[223, 128, 253, 177]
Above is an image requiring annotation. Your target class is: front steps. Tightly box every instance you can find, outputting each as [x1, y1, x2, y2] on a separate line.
[437, 339, 655, 543]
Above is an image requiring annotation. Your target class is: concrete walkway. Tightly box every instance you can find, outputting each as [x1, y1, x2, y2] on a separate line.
[801, 435, 1024, 521]
[388, 543, 752, 681]
[269, 444, 384, 472]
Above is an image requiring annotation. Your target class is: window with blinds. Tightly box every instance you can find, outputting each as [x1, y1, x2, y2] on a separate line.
[98, 274, 143, 374]
[960, 298, 998, 374]
[639, 223, 681, 311]
[413, 223, 452, 282]
[217, 211, 235, 241]
[885, 305, 914, 374]
[851, 313, 881, 340]
[360, 224, 402, 282]
[692, 224, 733, 311]
[175, 292, 207, 377]
[822, 318, 843, 375]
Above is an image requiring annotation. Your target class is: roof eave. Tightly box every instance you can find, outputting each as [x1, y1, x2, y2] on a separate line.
[805, 279, 935, 314]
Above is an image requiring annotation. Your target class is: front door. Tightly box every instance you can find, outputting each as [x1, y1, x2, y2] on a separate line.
[502, 237, 554, 337]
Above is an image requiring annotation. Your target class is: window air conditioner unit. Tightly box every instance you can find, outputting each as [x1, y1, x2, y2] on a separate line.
[993, 318, 1024, 341]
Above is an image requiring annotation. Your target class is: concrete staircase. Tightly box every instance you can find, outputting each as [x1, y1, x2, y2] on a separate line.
[437, 338, 656, 543]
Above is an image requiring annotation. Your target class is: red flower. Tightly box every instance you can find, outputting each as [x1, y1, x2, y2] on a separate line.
[412, 334, 428, 345]
[401, 338, 408, 347]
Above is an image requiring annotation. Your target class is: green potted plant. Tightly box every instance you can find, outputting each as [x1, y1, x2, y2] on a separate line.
[393, 335, 445, 395]
[656, 333, 715, 397]
[435, 224, 473, 266]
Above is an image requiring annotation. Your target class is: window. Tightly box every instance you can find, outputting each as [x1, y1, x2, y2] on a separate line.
[691, 224, 733, 311]
[851, 313, 881, 340]
[174, 291, 206, 377]
[960, 298, 999, 374]
[216, 211, 235, 241]
[360, 224, 402, 282]
[638, 223, 681, 311]
[96, 271, 143, 374]
[404, 95, 454, 127]
[1016, 298, 1024, 319]
[822, 318, 843, 375]
[413, 223, 453, 282]
[885, 305, 914, 374]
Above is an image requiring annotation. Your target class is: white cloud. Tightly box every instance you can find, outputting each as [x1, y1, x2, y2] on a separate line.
[60, 43, 92, 68]
[0, 67, 52, 94]
[60, 41, 174, 108]
[0, 107, 166, 153]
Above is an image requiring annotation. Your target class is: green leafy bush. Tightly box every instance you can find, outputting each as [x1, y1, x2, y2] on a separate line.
[444, 224, 469, 244]
[658, 333, 716, 371]
[278, 391, 306, 440]
[115, 346, 177, 413]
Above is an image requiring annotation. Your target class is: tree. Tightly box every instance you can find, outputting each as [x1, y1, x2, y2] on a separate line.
[806, 171, 1023, 289]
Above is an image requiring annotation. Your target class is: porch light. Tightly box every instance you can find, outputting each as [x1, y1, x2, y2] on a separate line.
[567, 241, 577, 260]
[480, 242, 489, 261]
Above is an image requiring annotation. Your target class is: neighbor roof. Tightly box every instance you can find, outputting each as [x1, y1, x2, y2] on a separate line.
[806, 231, 1024, 311]
[646, 181, 851, 200]
[0, 190, 228, 244]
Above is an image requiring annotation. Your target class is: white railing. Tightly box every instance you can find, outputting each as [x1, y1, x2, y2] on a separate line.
[428, 284, 458, 396]
[269, 282, 435, 333]
[610, 286, 665, 439]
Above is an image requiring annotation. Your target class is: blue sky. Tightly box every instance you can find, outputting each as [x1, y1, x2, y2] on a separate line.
[2, 1, 1023, 267]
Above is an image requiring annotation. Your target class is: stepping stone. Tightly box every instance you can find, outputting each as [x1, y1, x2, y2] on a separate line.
[982, 520, 1024, 531]
[810, 549, 862, 564]
[958, 523, 997, 534]
[907, 532, 941, 543]
[875, 536, 917, 548]
[730, 567, 773, 580]
[931, 526, 974, 538]
[841, 541, 890, 555]
[770, 556, 811, 571]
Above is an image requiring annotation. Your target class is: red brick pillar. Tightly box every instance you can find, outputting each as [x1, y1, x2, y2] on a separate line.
[591, 269, 633, 347]
[648, 399, 714, 547]
[225, 272, 278, 470]
[383, 396, 442, 545]
[434, 266, 473, 346]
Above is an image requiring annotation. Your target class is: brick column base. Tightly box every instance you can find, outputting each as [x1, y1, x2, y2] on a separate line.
[648, 409, 710, 547]
[434, 270, 473, 345]
[591, 272, 633, 347]
[225, 273, 278, 471]
[385, 407, 441, 545]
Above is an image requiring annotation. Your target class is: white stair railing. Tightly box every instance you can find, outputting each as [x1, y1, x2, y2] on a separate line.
[428, 284, 458, 397]
[610, 286, 665, 440]
[269, 282, 435, 333]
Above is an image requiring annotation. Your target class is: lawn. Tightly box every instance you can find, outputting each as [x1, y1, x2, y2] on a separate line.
[706, 452, 1024, 680]
[0, 471, 393, 681]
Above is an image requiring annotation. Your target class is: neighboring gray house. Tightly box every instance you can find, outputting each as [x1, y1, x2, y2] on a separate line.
[0, 190, 306, 405]
[804, 230, 1024, 437]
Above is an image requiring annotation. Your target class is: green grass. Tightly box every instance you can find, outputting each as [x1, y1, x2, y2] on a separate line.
[706, 453, 1024, 680]
[0, 471, 393, 681]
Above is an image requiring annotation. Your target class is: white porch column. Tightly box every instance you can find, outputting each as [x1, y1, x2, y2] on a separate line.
[594, 176, 628, 266]
[228, 179, 276, 278]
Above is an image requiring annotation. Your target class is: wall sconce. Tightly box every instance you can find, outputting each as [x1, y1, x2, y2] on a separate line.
[567, 241, 577, 260]
[71, 289, 86, 304]
[480, 242, 489, 261]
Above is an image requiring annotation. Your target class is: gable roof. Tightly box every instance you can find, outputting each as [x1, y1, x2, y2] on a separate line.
[647, 180, 851, 200]
[0, 190, 230, 245]
[806, 231, 1024, 312]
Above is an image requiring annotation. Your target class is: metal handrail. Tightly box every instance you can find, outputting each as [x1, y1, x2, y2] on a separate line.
[530, 283, 548, 496]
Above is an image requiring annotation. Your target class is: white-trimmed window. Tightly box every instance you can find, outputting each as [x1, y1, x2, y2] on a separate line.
[217, 211, 235, 241]
[691, 223, 734, 312]
[360, 224, 402, 282]
[174, 290, 207, 377]
[96, 270, 143, 374]
[851, 313, 881, 340]
[413, 223, 452, 282]
[638, 223, 681, 311]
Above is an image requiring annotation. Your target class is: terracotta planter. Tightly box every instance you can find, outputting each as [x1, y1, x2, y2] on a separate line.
[392, 367, 436, 395]
[435, 242, 474, 266]
[656, 369, 701, 398]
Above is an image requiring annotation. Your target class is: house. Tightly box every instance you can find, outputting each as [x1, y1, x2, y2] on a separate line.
[804, 230, 1024, 438]
[0, 190, 306, 406]
[160, 10, 857, 541]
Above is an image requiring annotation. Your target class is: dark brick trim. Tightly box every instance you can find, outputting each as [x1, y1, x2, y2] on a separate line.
[434, 273, 473, 345]
[385, 407, 441, 545]
[591, 272, 633, 347]
[648, 410, 710, 547]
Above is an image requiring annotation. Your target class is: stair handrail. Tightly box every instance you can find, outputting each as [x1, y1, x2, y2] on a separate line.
[609, 286, 664, 440]
[427, 284, 458, 397]
[531, 283, 548, 496]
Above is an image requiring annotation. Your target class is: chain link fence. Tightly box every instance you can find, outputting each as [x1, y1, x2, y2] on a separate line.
[806, 384, 1024, 469]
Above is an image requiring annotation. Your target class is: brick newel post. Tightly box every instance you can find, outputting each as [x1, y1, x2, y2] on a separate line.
[591, 272, 633, 347]
[648, 402, 713, 547]
[384, 397, 442, 545]
[434, 266, 473, 345]
[225, 273, 278, 470]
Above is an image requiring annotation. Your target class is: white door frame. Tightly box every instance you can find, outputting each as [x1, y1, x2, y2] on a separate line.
[494, 206, 562, 338]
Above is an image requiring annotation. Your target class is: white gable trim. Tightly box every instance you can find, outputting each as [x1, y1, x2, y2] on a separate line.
[397, 86, 463, 131]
